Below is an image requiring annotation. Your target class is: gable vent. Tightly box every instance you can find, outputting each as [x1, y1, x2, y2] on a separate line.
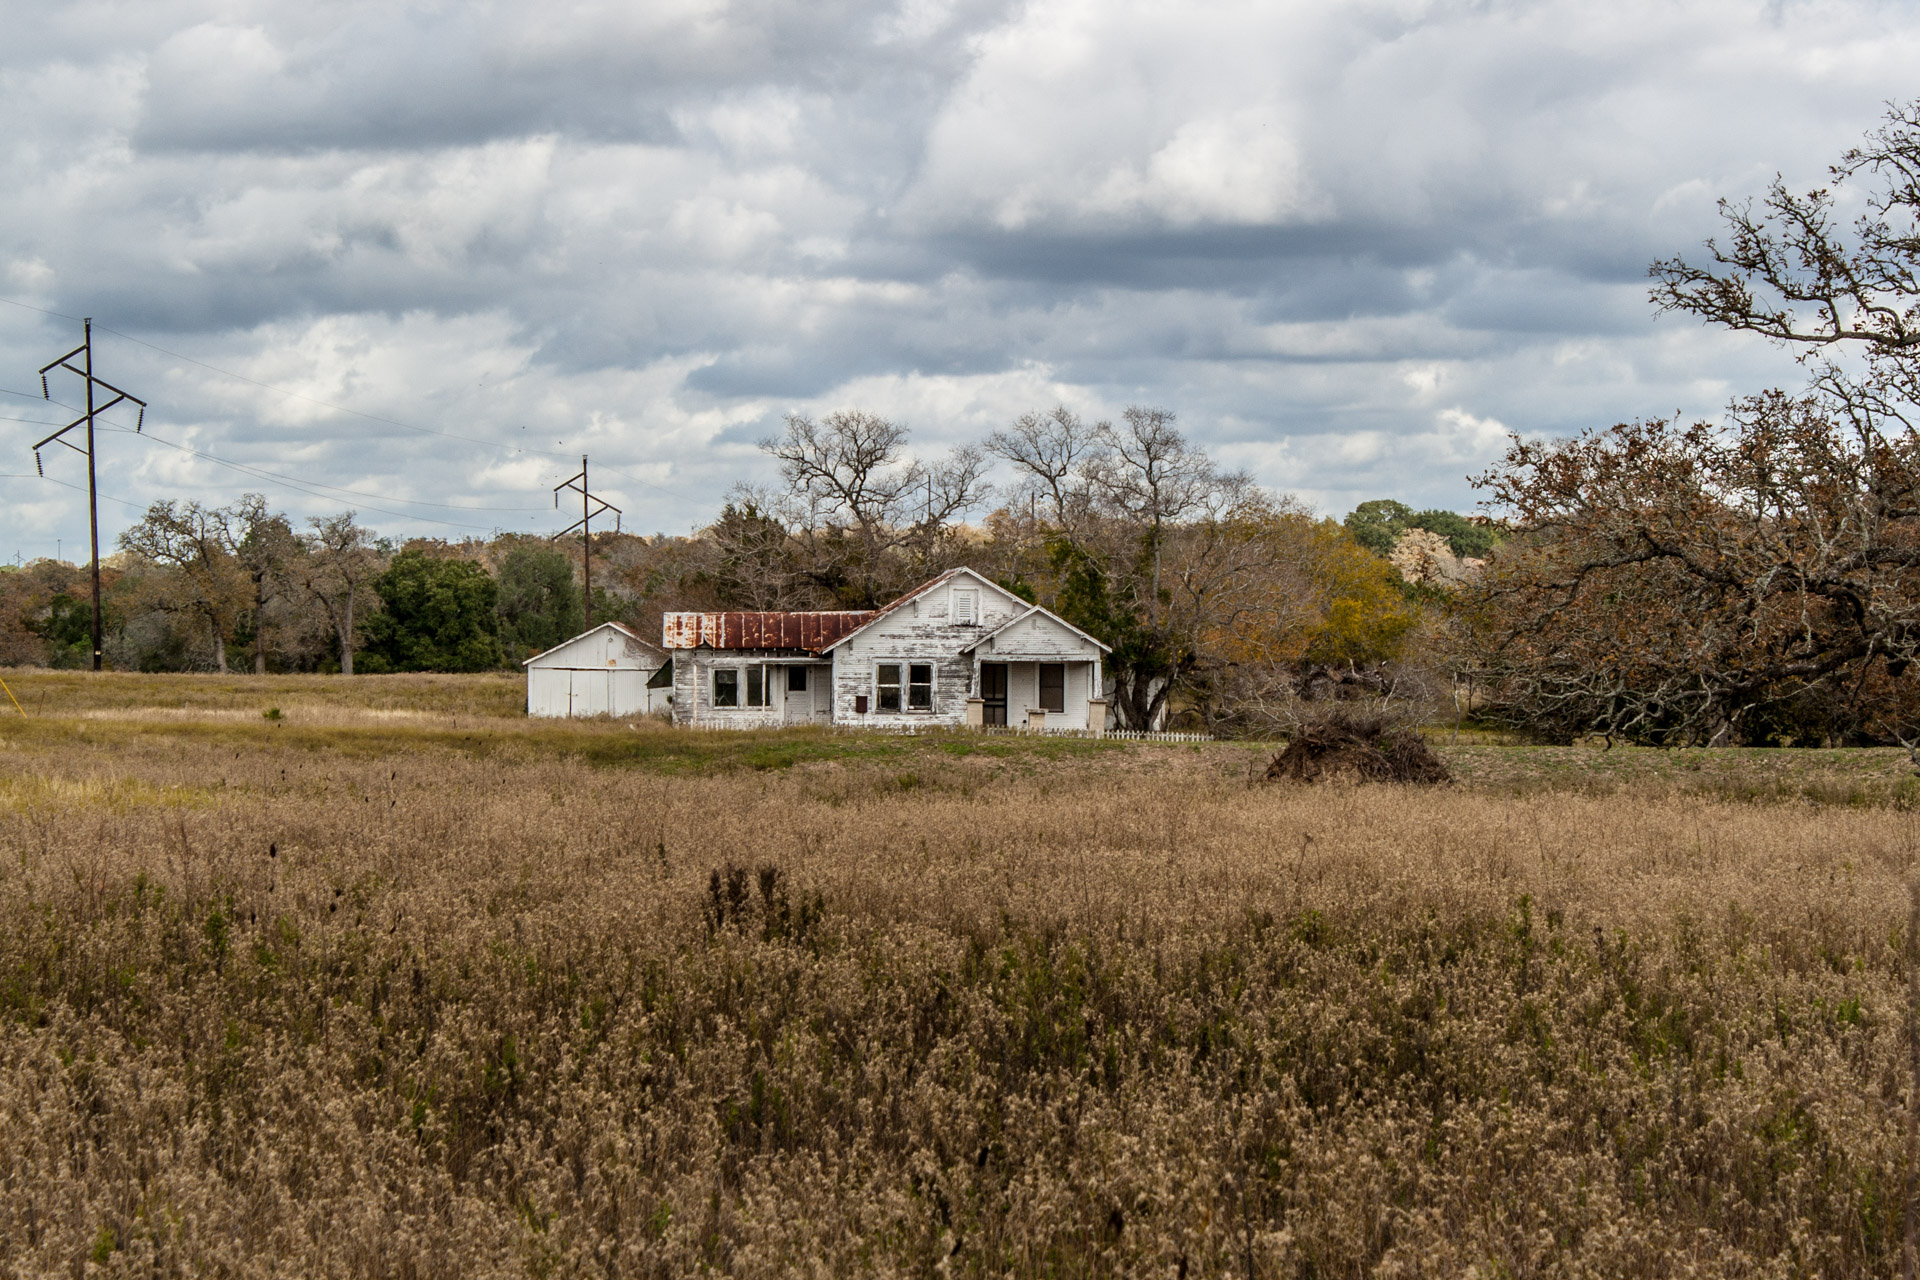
[954, 588, 979, 624]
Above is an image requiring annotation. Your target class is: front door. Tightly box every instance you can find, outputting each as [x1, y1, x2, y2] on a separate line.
[980, 662, 1008, 726]
[784, 664, 831, 724]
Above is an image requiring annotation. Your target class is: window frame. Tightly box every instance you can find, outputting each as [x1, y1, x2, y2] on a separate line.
[713, 663, 775, 709]
[908, 663, 933, 710]
[875, 663, 903, 712]
[787, 665, 808, 693]
[1038, 663, 1065, 714]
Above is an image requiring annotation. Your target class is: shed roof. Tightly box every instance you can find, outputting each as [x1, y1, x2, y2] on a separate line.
[522, 621, 668, 668]
[661, 610, 873, 653]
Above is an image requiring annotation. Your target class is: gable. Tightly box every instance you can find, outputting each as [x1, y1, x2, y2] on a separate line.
[968, 608, 1106, 659]
[524, 623, 665, 669]
[819, 566, 1027, 651]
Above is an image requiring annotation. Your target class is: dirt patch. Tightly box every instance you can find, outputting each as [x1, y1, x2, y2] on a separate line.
[1266, 713, 1452, 785]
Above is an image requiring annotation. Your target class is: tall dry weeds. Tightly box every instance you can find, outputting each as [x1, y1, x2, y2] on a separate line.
[0, 725, 1914, 1276]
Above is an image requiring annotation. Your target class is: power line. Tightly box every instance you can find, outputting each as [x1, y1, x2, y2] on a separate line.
[33, 381, 553, 519]
[0, 472, 146, 511]
[0, 296, 81, 322]
[95, 422, 552, 515]
[1, 293, 688, 503]
[98, 320, 590, 462]
[88, 320, 684, 497]
[98, 426, 511, 533]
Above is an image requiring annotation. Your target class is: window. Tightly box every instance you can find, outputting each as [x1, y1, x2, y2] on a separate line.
[953, 588, 979, 624]
[908, 663, 933, 709]
[787, 665, 808, 693]
[746, 666, 766, 707]
[876, 664, 902, 711]
[1038, 663, 1065, 714]
[713, 668, 739, 707]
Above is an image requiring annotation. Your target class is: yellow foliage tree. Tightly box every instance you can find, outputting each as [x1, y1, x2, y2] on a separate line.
[1192, 510, 1416, 670]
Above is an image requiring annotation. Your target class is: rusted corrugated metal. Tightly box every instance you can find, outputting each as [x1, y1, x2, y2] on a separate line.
[660, 611, 874, 653]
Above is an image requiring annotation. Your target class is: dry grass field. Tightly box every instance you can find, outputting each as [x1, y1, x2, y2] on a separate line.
[0, 671, 1915, 1277]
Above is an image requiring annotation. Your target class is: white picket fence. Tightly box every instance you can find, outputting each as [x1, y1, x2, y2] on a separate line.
[967, 724, 1213, 743]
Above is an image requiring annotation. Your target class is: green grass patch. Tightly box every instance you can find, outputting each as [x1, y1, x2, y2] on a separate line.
[0, 712, 1141, 776]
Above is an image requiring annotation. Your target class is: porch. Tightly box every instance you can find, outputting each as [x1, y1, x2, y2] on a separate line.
[963, 656, 1107, 732]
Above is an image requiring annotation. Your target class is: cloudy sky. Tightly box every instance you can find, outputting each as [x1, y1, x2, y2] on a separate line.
[1, 0, 1913, 560]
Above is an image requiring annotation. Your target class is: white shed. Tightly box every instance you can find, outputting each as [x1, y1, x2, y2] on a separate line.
[524, 622, 671, 718]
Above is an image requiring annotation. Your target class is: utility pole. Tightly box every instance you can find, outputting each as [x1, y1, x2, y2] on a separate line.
[34, 319, 147, 671]
[552, 455, 620, 629]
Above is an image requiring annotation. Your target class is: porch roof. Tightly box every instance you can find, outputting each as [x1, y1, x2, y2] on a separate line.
[962, 604, 1111, 656]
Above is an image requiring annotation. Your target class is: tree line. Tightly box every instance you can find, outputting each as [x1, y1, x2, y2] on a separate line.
[0, 510, 596, 679]
[18, 102, 1920, 745]
[0, 403, 1459, 733]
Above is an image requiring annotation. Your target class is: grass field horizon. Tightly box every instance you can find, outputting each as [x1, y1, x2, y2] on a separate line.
[0, 672, 1915, 1275]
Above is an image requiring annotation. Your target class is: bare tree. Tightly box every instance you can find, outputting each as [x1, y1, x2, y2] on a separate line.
[230, 494, 300, 674]
[1093, 407, 1224, 627]
[707, 491, 806, 610]
[985, 403, 1258, 730]
[117, 500, 249, 673]
[1653, 101, 1920, 364]
[301, 512, 383, 675]
[762, 410, 991, 607]
[987, 405, 1104, 538]
[1651, 97, 1920, 443]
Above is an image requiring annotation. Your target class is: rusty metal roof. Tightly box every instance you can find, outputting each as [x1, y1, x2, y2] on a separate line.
[660, 610, 874, 653]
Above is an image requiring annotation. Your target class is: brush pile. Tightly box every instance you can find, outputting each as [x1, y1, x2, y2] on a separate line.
[1266, 709, 1451, 784]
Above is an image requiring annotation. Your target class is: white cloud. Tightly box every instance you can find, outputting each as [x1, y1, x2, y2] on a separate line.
[0, 0, 1915, 559]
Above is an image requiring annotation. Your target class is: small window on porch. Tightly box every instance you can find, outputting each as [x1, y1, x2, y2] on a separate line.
[876, 664, 902, 711]
[713, 668, 739, 707]
[1038, 663, 1065, 713]
[787, 665, 808, 692]
[908, 663, 933, 709]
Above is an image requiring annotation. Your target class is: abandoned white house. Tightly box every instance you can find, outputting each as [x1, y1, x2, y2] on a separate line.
[523, 621, 671, 718]
[662, 567, 1112, 730]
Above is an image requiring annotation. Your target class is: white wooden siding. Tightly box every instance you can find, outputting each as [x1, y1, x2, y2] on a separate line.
[973, 610, 1101, 659]
[525, 623, 667, 718]
[666, 569, 1105, 731]
[672, 651, 787, 728]
[826, 569, 1029, 728]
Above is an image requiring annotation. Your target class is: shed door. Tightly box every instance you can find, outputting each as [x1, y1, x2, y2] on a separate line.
[569, 669, 612, 717]
[612, 669, 648, 716]
[529, 668, 568, 717]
